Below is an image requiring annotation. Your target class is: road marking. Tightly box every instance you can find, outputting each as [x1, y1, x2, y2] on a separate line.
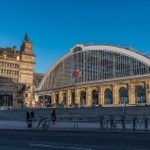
[29, 143, 95, 150]
[30, 143, 50, 147]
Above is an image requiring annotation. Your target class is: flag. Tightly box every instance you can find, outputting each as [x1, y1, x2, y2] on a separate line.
[72, 69, 80, 77]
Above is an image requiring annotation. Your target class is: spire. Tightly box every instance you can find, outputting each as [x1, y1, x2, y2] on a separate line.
[24, 32, 30, 42]
[20, 33, 32, 53]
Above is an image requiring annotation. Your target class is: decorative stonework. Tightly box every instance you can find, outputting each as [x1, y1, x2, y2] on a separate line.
[0, 33, 35, 108]
[40, 77, 150, 107]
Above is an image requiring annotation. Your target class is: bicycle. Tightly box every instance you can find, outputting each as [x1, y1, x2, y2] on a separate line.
[37, 116, 50, 129]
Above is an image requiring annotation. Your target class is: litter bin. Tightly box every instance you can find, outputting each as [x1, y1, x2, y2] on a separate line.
[28, 119, 32, 128]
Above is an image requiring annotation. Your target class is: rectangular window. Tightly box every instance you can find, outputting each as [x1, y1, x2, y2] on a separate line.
[26, 94, 28, 97]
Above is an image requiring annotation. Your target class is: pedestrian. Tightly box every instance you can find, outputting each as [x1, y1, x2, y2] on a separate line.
[26, 110, 30, 121]
[31, 110, 35, 121]
[51, 109, 56, 125]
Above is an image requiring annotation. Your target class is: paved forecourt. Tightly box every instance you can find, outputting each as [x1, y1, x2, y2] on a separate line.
[0, 117, 149, 133]
[0, 106, 150, 132]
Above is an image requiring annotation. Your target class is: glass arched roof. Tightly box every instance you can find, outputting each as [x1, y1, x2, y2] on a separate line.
[37, 44, 150, 91]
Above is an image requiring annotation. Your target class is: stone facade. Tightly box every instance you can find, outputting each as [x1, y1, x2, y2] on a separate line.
[48, 76, 150, 107]
[0, 33, 35, 108]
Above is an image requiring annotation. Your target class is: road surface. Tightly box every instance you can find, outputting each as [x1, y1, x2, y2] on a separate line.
[0, 130, 150, 150]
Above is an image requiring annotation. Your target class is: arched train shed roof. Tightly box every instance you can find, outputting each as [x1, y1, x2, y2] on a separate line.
[37, 44, 150, 90]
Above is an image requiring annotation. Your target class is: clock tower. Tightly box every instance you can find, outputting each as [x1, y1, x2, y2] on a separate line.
[20, 33, 35, 106]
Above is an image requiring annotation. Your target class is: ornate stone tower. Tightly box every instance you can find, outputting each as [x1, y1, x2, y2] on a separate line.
[20, 33, 35, 106]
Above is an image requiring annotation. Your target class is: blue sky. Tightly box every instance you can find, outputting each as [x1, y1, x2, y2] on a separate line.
[0, 0, 150, 73]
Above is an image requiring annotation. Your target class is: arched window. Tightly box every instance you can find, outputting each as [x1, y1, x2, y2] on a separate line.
[119, 87, 128, 104]
[104, 88, 112, 104]
[44, 95, 51, 107]
[135, 86, 146, 103]
[80, 91, 86, 106]
[38, 96, 43, 106]
[92, 90, 98, 106]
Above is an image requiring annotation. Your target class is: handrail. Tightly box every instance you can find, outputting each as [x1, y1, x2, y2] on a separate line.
[46, 115, 150, 132]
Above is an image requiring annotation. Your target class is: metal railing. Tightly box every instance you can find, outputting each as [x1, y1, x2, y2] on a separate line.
[42, 115, 150, 132]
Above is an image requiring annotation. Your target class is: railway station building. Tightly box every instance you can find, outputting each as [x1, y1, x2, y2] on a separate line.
[35, 44, 150, 107]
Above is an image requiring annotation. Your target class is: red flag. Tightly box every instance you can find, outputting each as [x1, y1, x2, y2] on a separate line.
[72, 69, 80, 77]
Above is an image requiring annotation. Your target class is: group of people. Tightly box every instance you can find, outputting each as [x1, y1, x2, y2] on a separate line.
[26, 109, 56, 127]
[26, 110, 35, 122]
